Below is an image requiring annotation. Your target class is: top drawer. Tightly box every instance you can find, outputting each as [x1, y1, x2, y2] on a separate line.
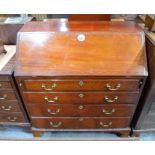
[0, 81, 13, 90]
[0, 76, 10, 81]
[21, 79, 141, 92]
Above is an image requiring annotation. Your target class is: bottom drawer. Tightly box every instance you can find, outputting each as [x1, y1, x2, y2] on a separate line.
[31, 117, 130, 129]
[0, 112, 26, 123]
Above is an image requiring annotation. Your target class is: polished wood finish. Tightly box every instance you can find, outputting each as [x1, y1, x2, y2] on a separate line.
[0, 76, 10, 81]
[0, 81, 12, 89]
[23, 79, 141, 91]
[23, 92, 139, 105]
[28, 104, 135, 117]
[0, 101, 21, 112]
[0, 90, 17, 101]
[15, 20, 147, 137]
[15, 21, 147, 77]
[31, 117, 130, 129]
[0, 112, 26, 123]
[68, 14, 111, 21]
[17, 20, 143, 32]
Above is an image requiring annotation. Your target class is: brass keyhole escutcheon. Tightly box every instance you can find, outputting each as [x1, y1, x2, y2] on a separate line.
[19, 83, 22, 87]
[79, 118, 84, 122]
[78, 105, 84, 110]
[79, 93, 84, 98]
[79, 80, 84, 86]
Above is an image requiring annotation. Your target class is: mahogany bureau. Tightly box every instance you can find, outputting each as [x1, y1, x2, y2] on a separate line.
[14, 20, 148, 137]
[0, 55, 29, 126]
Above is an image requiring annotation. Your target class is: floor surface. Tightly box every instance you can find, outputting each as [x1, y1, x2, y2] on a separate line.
[0, 125, 154, 141]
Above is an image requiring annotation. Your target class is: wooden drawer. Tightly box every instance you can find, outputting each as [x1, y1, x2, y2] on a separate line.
[0, 90, 17, 101]
[31, 117, 130, 129]
[28, 104, 135, 117]
[23, 92, 139, 105]
[0, 101, 22, 112]
[0, 112, 26, 123]
[22, 79, 141, 91]
[0, 76, 10, 81]
[0, 81, 13, 90]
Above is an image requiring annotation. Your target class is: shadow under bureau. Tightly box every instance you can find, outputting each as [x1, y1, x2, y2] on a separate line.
[14, 20, 148, 137]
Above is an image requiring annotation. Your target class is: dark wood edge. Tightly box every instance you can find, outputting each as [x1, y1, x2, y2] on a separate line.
[31, 127, 131, 132]
[131, 39, 155, 129]
[31, 127, 131, 138]
[15, 75, 148, 79]
[0, 122, 31, 126]
[126, 76, 147, 127]
[130, 76, 147, 127]
[10, 73, 30, 123]
[133, 85, 155, 129]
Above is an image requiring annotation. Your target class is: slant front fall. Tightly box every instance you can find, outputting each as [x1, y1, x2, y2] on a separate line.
[15, 20, 148, 137]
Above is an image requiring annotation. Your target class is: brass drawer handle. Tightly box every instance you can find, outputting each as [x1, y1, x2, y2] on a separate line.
[0, 94, 7, 100]
[44, 96, 58, 103]
[100, 121, 112, 128]
[102, 108, 115, 115]
[106, 83, 120, 91]
[47, 108, 60, 115]
[50, 121, 62, 128]
[1, 105, 12, 111]
[7, 116, 17, 122]
[41, 83, 57, 91]
[104, 96, 118, 103]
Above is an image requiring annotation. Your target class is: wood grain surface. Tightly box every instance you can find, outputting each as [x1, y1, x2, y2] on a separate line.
[15, 20, 147, 77]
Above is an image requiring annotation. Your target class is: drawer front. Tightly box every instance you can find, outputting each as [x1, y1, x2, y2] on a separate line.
[0, 76, 10, 81]
[0, 81, 12, 90]
[23, 79, 140, 91]
[23, 92, 139, 104]
[0, 91, 17, 101]
[0, 101, 22, 112]
[0, 112, 26, 123]
[28, 104, 135, 117]
[31, 117, 130, 129]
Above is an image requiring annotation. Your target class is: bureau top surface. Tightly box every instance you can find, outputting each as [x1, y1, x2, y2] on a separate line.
[15, 20, 148, 77]
[19, 19, 142, 32]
